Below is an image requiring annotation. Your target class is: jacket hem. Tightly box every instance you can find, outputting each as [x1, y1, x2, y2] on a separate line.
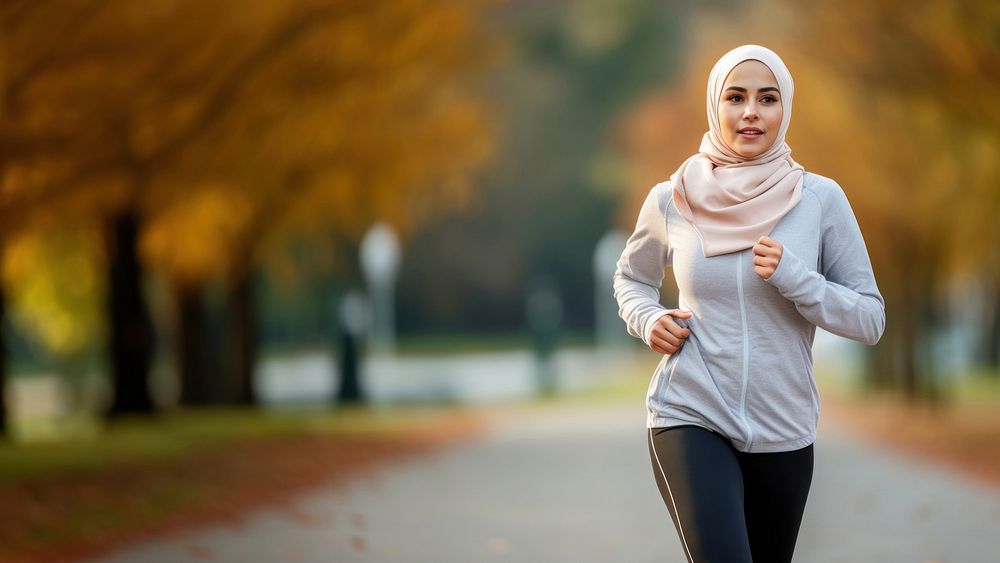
[647, 414, 726, 439]
[647, 414, 815, 453]
[741, 434, 815, 453]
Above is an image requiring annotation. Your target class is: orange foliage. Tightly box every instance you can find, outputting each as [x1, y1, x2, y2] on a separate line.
[1, 0, 497, 289]
[613, 0, 1000, 388]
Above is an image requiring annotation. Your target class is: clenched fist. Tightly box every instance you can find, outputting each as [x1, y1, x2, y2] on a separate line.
[752, 236, 783, 280]
[649, 309, 693, 355]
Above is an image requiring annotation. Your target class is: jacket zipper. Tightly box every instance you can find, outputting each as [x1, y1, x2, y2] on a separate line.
[736, 251, 754, 452]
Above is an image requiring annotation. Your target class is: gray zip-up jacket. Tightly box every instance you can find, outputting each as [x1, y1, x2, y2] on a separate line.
[613, 171, 885, 453]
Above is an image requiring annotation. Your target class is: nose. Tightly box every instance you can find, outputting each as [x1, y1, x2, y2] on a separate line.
[742, 103, 758, 120]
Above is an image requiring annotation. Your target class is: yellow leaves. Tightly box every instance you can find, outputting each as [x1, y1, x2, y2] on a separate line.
[2, 231, 103, 355]
[142, 185, 252, 286]
[4, 0, 497, 283]
[611, 0, 1000, 295]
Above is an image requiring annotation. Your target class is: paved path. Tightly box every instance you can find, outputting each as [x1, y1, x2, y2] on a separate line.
[89, 393, 1000, 563]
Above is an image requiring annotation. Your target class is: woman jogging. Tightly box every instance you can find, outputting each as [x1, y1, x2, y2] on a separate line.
[613, 44, 885, 562]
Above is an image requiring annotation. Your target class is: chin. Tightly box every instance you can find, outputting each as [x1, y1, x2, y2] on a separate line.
[735, 143, 768, 159]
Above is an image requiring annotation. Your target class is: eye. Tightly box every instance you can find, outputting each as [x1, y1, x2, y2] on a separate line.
[760, 95, 778, 104]
[727, 94, 744, 103]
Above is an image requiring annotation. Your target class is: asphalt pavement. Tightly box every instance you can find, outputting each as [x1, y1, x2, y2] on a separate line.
[89, 391, 1000, 563]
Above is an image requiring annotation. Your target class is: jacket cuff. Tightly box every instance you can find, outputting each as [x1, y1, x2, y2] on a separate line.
[764, 246, 807, 296]
[642, 308, 668, 346]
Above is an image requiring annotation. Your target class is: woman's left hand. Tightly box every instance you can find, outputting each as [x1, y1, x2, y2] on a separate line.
[752, 236, 783, 280]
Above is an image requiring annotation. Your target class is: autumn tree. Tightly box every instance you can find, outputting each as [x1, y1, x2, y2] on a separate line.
[1, 0, 117, 433]
[779, 0, 1000, 396]
[143, 0, 494, 405]
[614, 0, 1000, 399]
[1, 0, 495, 418]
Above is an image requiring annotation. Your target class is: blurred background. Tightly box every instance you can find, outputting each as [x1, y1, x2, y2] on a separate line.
[2, 0, 999, 560]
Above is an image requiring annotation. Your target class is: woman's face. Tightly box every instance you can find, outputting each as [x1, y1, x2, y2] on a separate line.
[717, 60, 783, 158]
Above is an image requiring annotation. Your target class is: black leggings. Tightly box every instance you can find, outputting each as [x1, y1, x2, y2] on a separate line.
[647, 425, 813, 563]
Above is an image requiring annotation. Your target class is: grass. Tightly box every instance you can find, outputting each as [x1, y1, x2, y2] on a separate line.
[394, 330, 596, 356]
[1, 409, 288, 483]
[0, 403, 487, 562]
[0, 404, 484, 482]
[950, 369, 1000, 405]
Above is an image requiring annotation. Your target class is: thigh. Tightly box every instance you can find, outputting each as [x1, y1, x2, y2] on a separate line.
[648, 426, 753, 563]
[737, 443, 814, 563]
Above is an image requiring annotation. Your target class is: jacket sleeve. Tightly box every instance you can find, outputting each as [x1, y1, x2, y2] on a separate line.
[612, 183, 672, 346]
[764, 182, 886, 345]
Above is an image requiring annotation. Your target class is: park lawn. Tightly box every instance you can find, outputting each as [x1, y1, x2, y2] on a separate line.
[0, 405, 487, 563]
[393, 330, 597, 356]
[819, 372, 1000, 489]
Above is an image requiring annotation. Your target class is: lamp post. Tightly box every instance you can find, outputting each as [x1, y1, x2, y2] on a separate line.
[526, 275, 563, 395]
[360, 222, 400, 357]
[334, 289, 368, 404]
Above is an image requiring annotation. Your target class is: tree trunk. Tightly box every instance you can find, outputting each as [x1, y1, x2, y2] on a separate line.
[865, 272, 899, 391]
[106, 209, 156, 416]
[335, 293, 365, 405]
[227, 271, 257, 405]
[0, 271, 7, 438]
[336, 328, 363, 404]
[915, 289, 939, 403]
[866, 322, 896, 390]
[902, 274, 945, 404]
[175, 283, 211, 405]
[985, 283, 1000, 371]
[893, 278, 921, 402]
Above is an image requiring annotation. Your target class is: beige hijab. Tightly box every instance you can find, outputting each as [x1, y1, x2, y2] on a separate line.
[671, 45, 804, 257]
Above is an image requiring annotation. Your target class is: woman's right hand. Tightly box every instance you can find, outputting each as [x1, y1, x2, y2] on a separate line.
[649, 309, 693, 355]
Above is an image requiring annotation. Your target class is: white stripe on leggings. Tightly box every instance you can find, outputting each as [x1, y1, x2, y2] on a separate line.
[649, 428, 695, 563]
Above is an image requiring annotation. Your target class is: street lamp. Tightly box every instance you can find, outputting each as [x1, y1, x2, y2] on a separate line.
[360, 222, 401, 357]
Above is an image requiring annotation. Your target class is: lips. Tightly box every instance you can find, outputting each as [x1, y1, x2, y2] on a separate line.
[738, 127, 764, 135]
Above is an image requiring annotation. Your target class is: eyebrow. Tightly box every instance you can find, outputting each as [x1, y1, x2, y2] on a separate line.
[724, 86, 780, 94]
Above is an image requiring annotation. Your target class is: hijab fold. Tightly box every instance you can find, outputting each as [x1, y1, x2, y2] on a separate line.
[671, 45, 804, 257]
